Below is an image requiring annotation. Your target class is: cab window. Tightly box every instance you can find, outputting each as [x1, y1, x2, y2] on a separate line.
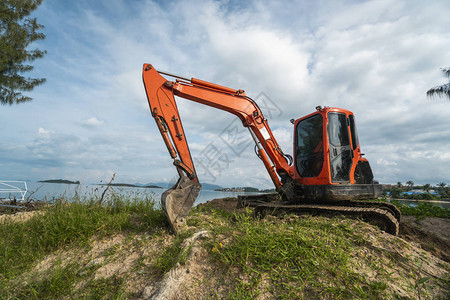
[295, 114, 324, 177]
[327, 112, 352, 182]
[349, 114, 359, 150]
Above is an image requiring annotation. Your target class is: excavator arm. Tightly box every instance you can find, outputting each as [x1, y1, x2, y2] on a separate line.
[142, 63, 292, 231]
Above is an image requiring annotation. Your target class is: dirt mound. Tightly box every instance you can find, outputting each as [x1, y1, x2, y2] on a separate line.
[400, 216, 450, 262]
[0, 210, 43, 223]
[197, 197, 243, 213]
[142, 231, 217, 299]
[5, 198, 449, 299]
[198, 197, 450, 262]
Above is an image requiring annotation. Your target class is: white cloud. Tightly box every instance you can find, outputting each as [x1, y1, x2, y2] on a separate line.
[82, 117, 104, 128]
[38, 128, 50, 137]
[377, 158, 397, 167]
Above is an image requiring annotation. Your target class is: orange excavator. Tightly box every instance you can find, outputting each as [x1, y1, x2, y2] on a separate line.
[142, 64, 400, 234]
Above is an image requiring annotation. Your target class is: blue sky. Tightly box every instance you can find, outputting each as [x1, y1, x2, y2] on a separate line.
[1, 0, 449, 188]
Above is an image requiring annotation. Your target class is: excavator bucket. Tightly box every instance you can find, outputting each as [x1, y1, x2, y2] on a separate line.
[161, 176, 202, 233]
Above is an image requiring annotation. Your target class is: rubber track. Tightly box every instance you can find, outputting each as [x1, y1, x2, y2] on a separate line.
[347, 200, 401, 222]
[253, 203, 400, 235]
[238, 195, 401, 222]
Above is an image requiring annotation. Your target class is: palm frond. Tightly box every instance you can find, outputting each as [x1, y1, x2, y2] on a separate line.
[427, 67, 450, 100]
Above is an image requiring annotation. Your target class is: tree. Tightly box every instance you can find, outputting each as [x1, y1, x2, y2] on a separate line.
[396, 181, 402, 189]
[389, 188, 401, 199]
[427, 67, 450, 100]
[406, 180, 414, 188]
[423, 183, 431, 193]
[0, 0, 46, 105]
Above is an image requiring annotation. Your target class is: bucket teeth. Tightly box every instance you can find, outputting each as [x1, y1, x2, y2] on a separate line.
[161, 176, 201, 233]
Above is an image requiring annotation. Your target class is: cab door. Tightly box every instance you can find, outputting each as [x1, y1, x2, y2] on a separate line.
[294, 114, 324, 178]
[327, 112, 352, 183]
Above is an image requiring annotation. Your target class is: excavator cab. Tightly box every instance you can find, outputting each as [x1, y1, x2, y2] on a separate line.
[293, 106, 380, 201]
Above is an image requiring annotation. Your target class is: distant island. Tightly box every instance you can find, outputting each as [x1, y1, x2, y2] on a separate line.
[215, 187, 276, 193]
[125, 182, 223, 191]
[39, 179, 80, 184]
[99, 183, 162, 189]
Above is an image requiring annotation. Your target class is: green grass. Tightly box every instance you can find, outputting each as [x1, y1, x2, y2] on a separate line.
[11, 261, 81, 299]
[81, 275, 127, 299]
[9, 260, 127, 299]
[0, 194, 167, 298]
[150, 230, 193, 277]
[391, 200, 450, 218]
[371, 198, 450, 218]
[196, 209, 390, 299]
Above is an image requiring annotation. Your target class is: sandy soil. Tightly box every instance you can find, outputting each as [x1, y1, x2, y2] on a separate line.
[0, 210, 43, 223]
[0, 200, 49, 222]
[400, 215, 450, 262]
